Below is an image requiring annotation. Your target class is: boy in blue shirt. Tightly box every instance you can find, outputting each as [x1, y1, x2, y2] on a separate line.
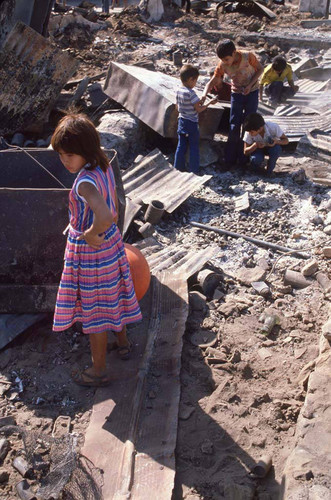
[174, 64, 217, 174]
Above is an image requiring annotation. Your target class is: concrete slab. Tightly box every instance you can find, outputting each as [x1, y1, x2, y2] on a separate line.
[103, 62, 224, 139]
[82, 273, 188, 499]
[281, 311, 331, 499]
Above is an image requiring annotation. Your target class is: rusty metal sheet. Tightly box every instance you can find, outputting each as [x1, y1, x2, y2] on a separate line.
[0, 0, 54, 44]
[82, 273, 188, 500]
[0, 147, 125, 312]
[103, 62, 224, 139]
[0, 21, 78, 135]
[134, 239, 219, 279]
[0, 285, 58, 313]
[271, 111, 331, 138]
[122, 149, 212, 213]
[297, 130, 331, 163]
[123, 197, 142, 237]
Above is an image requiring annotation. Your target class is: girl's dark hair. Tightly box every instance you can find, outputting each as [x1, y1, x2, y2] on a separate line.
[51, 113, 109, 172]
[272, 56, 287, 72]
[216, 39, 236, 59]
[244, 112, 265, 132]
[180, 64, 199, 83]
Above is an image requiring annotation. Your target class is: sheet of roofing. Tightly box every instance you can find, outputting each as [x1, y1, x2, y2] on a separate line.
[122, 149, 212, 213]
[0, 22, 77, 135]
[135, 237, 219, 279]
[271, 111, 331, 137]
[82, 273, 188, 500]
[104, 61, 224, 138]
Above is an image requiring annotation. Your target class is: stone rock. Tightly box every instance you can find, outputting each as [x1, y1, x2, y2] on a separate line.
[224, 482, 255, 500]
[236, 267, 267, 286]
[199, 140, 220, 167]
[200, 438, 214, 455]
[309, 484, 331, 500]
[322, 247, 331, 258]
[301, 259, 318, 277]
[218, 300, 237, 316]
[324, 224, 331, 235]
[0, 468, 9, 483]
[97, 112, 146, 165]
[322, 320, 331, 340]
[189, 291, 207, 312]
[311, 214, 324, 226]
[0, 438, 9, 462]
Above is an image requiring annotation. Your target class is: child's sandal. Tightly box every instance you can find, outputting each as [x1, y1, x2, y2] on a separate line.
[117, 341, 132, 361]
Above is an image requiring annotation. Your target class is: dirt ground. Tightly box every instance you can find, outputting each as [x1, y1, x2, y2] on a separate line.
[0, 1, 330, 499]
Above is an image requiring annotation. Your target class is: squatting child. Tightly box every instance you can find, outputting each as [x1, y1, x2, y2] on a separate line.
[51, 113, 142, 387]
[243, 112, 289, 175]
[259, 55, 299, 107]
[203, 39, 263, 166]
[174, 64, 217, 174]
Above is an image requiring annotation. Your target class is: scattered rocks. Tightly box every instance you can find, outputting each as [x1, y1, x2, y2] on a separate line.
[236, 266, 267, 286]
[301, 259, 318, 277]
[322, 246, 331, 258]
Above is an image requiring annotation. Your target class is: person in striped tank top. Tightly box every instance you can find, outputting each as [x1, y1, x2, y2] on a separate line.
[51, 114, 142, 387]
[203, 40, 263, 167]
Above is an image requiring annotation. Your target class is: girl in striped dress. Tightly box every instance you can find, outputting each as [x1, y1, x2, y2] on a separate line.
[51, 114, 142, 387]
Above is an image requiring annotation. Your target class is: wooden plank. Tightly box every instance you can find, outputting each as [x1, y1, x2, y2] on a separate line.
[82, 273, 188, 499]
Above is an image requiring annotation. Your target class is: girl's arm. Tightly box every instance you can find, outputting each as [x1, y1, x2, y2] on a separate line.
[77, 182, 114, 249]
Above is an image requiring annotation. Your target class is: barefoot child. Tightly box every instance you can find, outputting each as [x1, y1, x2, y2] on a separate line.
[174, 64, 217, 174]
[243, 112, 289, 175]
[51, 114, 142, 387]
[202, 40, 263, 167]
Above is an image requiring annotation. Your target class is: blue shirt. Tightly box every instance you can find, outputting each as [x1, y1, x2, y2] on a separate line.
[176, 86, 200, 123]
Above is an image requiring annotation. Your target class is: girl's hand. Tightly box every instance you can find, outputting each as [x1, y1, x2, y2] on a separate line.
[78, 229, 105, 250]
[256, 141, 265, 149]
[267, 140, 276, 147]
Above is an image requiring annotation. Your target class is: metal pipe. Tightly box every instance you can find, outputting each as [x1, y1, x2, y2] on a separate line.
[190, 221, 310, 259]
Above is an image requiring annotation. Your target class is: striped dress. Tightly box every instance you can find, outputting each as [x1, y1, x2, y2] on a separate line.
[53, 163, 142, 334]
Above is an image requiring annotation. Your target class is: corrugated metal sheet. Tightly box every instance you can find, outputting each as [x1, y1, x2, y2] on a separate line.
[274, 104, 301, 117]
[122, 149, 212, 213]
[0, 22, 77, 134]
[271, 110, 331, 137]
[297, 79, 329, 93]
[135, 237, 218, 279]
[297, 130, 331, 161]
[103, 62, 224, 139]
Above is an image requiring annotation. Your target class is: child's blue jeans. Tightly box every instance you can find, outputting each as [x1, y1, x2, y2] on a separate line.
[225, 89, 259, 165]
[265, 81, 295, 105]
[174, 117, 200, 174]
[250, 144, 282, 173]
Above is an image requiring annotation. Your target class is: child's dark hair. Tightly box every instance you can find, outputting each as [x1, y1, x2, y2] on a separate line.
[180, 64, 199, 83]
[272, 56, 287, 72]
[216, 39, 236, 59]
[51, 113, 109, 172]
[244, 112, 265, 132]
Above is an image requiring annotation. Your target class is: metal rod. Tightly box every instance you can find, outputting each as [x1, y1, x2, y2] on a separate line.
[190, 221, 310, 259]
